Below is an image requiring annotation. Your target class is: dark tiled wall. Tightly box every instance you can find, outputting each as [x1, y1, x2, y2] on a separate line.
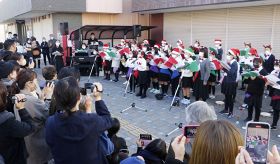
[132, 0, 262, 12]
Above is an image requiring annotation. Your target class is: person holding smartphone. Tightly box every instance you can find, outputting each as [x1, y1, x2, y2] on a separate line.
[45, 77, 114, 164]
[0, 82, 35, 164]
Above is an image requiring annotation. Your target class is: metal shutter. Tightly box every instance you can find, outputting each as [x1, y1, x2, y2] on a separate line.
[272, 5, 280, 57]
[163, 12, 191, 47]
[227, 5, 274, 54]
[191, 9, 227, 48]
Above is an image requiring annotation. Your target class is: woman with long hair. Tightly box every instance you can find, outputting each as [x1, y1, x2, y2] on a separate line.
[189, 120, 243, 164]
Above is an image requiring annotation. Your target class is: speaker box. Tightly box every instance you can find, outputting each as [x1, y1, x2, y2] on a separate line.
[59, 22, 69, 35]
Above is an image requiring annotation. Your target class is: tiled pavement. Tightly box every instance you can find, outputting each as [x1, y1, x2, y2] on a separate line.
[79, 75, 280, 154]
[35, 68, 279, 155]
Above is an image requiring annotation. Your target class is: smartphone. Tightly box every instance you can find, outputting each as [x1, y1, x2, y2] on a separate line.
[245, 122, 270, 164]
[183, 125, 199, 138]
[84, 83, 94, 95]
[140, 134, 152, 147]
[29, 57, 33, 64]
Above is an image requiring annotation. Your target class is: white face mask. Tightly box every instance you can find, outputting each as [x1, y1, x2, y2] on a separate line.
[142, 47, 147, 52]
[121, 42, 125, 46]
[265, 51, 271, 55]
[194, 43, 199, 48]
[177, 43, 180, 46]
[56, 43, 60, 47]
[172, 54, 177, 58]
[50, 37, 54, 40]
[274, 67, 279, 71]
[215, 44, 219, 48]
[226, 55, 232, 62]
[82, 46, 86, 49]
[43, 39, 46, 42]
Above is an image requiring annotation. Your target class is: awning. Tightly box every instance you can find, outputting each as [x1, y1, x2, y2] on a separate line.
[70, 25, 156, 44]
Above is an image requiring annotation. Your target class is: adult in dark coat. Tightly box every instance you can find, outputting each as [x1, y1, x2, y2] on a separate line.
[52, 41, 64, 73]
[220, 48, 239, 118]
[41, 37, 50, 66]
[45, 78, 113, 164]
[0, 83, 35, 164]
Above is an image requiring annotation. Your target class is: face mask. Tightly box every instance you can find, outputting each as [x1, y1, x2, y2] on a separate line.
[177, 43, 180, 46]
[172, 54, 177, 58]
[43, 39, 46, 42]
[82, 46, 86, 49]
[56, 43, 60, 46]
[93, 50, 97, 55]
[162, 44, 166, 47]
[28, 41, 31, 44]
[50, 37, 54, 40]
[215, 44, 219, 48]
[226, 55, 232, 61]
[265, 51, 271, 55]
[142, 47, 147, 52]
[274, 67, 279, 71]
[121, 42, 125, 46]
[194, 43, 199, 48]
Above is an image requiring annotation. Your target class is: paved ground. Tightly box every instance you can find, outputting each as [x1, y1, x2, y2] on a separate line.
[78, 74, 280, 154]
[35, 68, 279, 155]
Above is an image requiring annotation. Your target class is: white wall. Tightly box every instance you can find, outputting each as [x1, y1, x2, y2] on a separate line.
[86, 0, 122, 13]
[0, 24, 5, 42]
[32, 15, 53, 43]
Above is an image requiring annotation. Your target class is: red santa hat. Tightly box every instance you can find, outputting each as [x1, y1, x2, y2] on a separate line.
[172, 48, 180, 55]
[161, 40, 167, 44]
[177, 39, 183, 45]
[143, 40, 149, 45]
[249, 48, 258, 56]
[154, 44, 160, 49]
[228, 48, 240, 58]
[214, 39, 222, 45]
[103, 44, 109, 49]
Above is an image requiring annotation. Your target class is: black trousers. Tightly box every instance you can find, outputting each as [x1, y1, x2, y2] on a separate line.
[42, 51, 51, 65]
[225, 94, 234, 114]
[171, 77, 180, 97]
[272, 109, 280, 127]
[247, 105, 261, 121]
[50, 54, 55, 65]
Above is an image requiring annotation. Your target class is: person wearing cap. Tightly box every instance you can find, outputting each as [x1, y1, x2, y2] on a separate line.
[101, 44, 112, 80]
[208, 47, 220, 99]
[219, 48, 239, 118]
[243, 71, 266, 122]
[193, 47, 211, 102]
[263, 44, 275, 74]
[149, 44, 161, 94]
[179, 48, 194, 105]
[135, 51, 148, 99]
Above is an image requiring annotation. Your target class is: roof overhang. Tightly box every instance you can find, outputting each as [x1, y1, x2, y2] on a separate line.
[70, 25, 156, 41]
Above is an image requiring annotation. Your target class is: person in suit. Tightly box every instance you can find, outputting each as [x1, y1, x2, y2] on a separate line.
[219, 48, 239, 118]
[263, 44, 275, 74]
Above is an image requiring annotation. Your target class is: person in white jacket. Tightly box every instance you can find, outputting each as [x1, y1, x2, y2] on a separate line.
[111, 49, 121, 82]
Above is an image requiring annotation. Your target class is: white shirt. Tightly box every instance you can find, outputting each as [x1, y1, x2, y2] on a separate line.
[134, 57, 147, 71]
[125, 58, 136, 68]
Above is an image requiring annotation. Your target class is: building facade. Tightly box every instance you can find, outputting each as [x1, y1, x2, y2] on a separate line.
[0, 0, 149, 43]
[132, 0, 280, 57]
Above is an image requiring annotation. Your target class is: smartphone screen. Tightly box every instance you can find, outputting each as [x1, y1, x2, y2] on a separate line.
[84, 83, 93, 95]
[184, 125, 199, 138]
[140, 134, 152, 147]
[245, 122, 270, 164]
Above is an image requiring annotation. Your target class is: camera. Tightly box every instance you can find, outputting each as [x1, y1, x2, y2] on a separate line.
[11, 96, 27, 104]
[80, 82, 96, 96]
[46, 80, 57, 86]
